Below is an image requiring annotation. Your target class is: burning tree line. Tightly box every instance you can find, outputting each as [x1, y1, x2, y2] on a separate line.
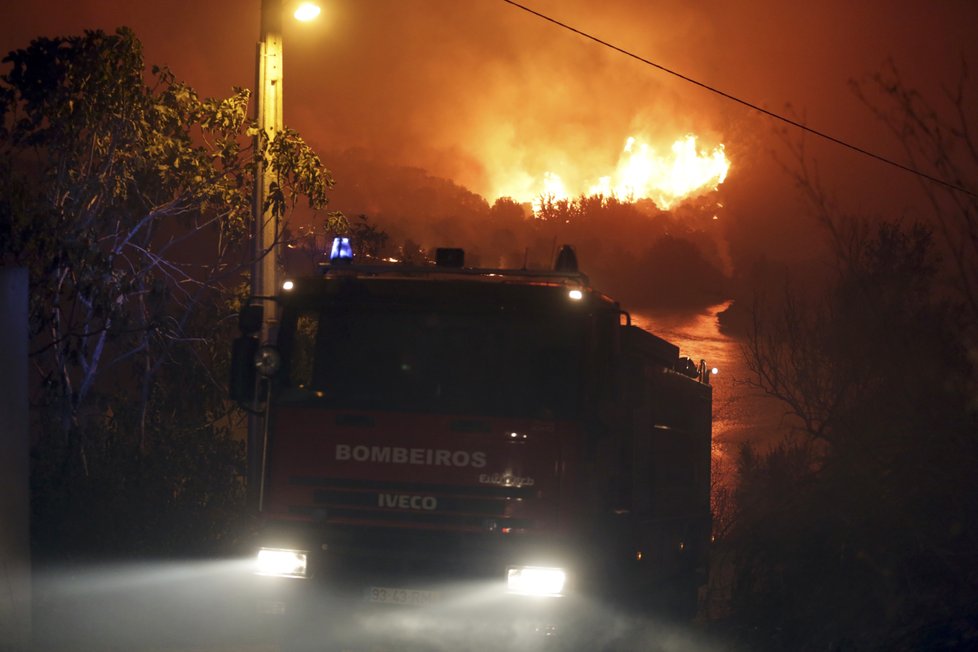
[2, 26, 977, 650]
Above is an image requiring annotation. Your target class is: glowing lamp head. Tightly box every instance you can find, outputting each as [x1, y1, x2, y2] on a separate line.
[293, 2, 321, 22]
[568, 289, 583, 301]
[282, 279, 295, 291]
[330, 236, 353, 263]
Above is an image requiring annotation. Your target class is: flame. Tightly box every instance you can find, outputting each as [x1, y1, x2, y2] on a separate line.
[504, 134, 730, 213]
[541, 171, 568, 203]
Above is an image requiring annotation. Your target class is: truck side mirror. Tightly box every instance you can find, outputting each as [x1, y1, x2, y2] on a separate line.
[229, 335, 259, 403]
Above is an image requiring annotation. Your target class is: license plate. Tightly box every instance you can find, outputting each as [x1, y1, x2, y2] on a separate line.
[365, 586, 439, 606]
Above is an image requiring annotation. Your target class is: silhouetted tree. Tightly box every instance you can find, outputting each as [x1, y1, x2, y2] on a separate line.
[724, 60, 978, 643]
[633, 235, 727, 307]
[852, 59, 978, 326]
[726, 218, 978, 650]
[0, 29, 336, 557]
[489, 196, 528, 223]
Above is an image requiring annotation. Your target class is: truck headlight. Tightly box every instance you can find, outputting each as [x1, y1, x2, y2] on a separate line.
[507, 566, 566, 597]
[255, 547, 309, 578]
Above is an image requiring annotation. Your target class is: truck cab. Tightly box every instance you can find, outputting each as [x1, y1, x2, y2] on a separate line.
[231, 242, 712, 649]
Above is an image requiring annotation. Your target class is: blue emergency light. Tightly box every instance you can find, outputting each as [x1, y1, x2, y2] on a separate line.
[330, 236, 353, 262]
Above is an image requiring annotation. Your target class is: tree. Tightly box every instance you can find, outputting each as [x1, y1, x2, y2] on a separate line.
[722, 59, 978, 644]
[851, 60, 978, 326]
[0, 28, 339, 557]
[633, 234, 727, 307]
[726, 216, 978, 650]
[349, 213, 390, 259]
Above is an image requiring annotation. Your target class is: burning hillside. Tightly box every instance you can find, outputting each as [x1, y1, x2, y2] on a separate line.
[491, 134, 730, 212]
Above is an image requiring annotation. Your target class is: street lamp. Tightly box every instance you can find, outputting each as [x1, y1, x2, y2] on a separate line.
[293, 2, 322, 21]
[252, 0, 321, 344]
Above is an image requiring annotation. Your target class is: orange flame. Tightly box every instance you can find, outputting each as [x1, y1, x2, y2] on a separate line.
[504, 134, 730, 212]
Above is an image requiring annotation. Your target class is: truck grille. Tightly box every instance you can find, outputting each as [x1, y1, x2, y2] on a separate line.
[286, 475, 537, 531]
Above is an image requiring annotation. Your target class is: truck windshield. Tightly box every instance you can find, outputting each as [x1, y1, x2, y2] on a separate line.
[277, 303, 584, 418]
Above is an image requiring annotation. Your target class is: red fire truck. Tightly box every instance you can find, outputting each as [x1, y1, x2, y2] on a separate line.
[231, 242, 712, 649]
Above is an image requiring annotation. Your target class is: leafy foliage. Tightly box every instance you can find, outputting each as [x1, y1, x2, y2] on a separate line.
[0, 28, 337, 558]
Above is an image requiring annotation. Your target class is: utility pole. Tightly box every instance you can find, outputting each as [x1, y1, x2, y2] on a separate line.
[254, 0, 284, 343]
[249, 0, 285, 506]
[249, 0, 321, 507]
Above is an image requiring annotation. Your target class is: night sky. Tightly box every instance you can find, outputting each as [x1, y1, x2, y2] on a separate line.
[3, 0, 977, 264]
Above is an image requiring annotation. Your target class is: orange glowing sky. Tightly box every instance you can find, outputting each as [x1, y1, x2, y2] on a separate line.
[2, 0, 977, 258]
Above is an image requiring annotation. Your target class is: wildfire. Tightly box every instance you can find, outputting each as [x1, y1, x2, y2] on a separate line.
[508, 134, 730, 213]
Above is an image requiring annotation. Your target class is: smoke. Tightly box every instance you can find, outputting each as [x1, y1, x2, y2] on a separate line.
[287, 0, 978, 267]
[3, 0, 977, 266]
[31, 562, 727, 652]
[290, 0, 729, 203]
[32, 559, 270, 651]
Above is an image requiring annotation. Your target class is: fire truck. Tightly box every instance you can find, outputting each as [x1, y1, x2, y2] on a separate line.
[230, 241, 712, 650]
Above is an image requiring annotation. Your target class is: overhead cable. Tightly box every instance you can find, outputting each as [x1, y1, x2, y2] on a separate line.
[501, 0, 978, 200]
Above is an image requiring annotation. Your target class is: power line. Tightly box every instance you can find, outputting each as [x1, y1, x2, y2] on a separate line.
[501, 0, 978, 200]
